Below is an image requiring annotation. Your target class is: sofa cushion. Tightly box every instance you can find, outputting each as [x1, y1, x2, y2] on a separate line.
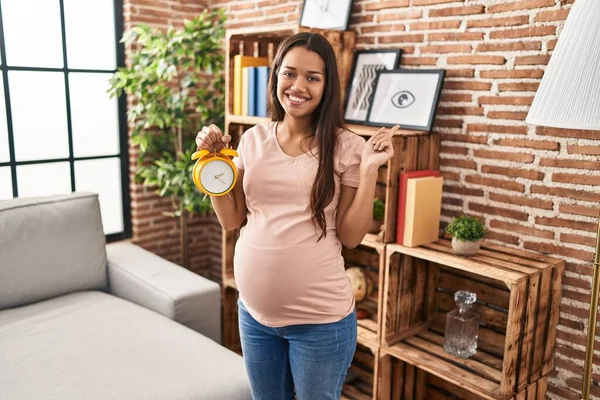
[0, 291, 251, 400]
[0, 193, 108, 310]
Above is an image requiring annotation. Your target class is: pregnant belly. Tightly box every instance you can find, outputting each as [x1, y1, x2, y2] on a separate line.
[233, 241, 353, 325]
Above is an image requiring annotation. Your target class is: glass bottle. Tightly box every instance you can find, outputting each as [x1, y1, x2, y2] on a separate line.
[443, 290, 480, 359]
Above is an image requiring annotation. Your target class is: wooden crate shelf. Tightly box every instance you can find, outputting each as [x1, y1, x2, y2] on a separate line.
[377, 354, 549, 400]
[223, 277, 236, 290]
[225, 114, 269, 127]
[342, 240, 385, 350]
[346, 123, 429, 138]
[222, 286, 242, 355]
[227, 23, 297, 40]
[381, 240, 564, 399]
[357, 325, 379, 354]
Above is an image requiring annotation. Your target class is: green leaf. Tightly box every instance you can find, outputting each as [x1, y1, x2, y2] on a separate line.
[445, 215, 488, 242]
[373, 198, 385, 221]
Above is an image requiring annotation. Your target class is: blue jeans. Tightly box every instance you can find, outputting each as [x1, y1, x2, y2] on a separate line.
[238, 299, 357, 400]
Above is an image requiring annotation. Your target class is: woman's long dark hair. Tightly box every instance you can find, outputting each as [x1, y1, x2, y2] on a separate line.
[267, 32, 345, 241]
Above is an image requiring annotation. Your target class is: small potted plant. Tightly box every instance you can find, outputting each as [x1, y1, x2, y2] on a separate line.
[445, 215, 488, 256]
[370, 198, 385, 234]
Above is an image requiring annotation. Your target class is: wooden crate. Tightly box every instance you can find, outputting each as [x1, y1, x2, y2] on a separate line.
[222, 286, 242, 354]
[381, 239, 564, 399]
[341, 345, 380, 400]
[377, 354, 549, 400]
[342, 235, 386, 352]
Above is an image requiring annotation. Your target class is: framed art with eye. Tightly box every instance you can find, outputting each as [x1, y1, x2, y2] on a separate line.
[343, 49, 402, 125]
[299, 0, 354, 30]
[366, 69, 445, 131]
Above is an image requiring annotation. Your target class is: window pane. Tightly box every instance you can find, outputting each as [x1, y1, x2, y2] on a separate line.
[63, 0, 116, 70]
[10, 71, 69, 162]
[1, 0, 63, 68]
[75, 158, 123, 234]
[70, 73, 120, 157]
[0, 76, 9, 162]
[0, 167, 12, 199]
[17, 162, 71, 198]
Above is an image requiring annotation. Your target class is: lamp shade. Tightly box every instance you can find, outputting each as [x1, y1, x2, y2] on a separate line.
[526, 0, 600, 130]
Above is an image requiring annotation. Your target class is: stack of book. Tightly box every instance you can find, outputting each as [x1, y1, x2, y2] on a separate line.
[233, 55, 270, 117]
[396, 170, 443, 247]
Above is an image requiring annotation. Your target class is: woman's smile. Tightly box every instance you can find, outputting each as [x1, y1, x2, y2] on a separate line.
[286, 92, 311, 106]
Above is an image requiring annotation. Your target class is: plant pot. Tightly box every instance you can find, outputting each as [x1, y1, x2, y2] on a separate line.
[369, 219, 383, 234]
[452, 237, 481, 256]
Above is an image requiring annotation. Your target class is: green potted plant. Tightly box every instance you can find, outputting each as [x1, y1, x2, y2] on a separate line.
[369, 198, 385, 234]
[445, 215, 488, 256]
[108, 10, 226, 268]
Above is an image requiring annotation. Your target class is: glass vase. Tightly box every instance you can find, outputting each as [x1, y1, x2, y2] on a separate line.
[443, 290, 480, 359]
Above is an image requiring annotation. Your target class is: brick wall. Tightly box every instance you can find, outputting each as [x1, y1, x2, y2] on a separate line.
[123, 0, 600, 398]
[208, 0, 599, 399]
[123, 0, 223, 281]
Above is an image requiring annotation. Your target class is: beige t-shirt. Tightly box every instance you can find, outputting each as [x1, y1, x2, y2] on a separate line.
[233, 121, 366, 327]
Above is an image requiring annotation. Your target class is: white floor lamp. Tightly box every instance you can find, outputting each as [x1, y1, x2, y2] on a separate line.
[525, 0, 600, 398]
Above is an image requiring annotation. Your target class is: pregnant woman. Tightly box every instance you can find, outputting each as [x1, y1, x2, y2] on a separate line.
[195, 32, 398, 400]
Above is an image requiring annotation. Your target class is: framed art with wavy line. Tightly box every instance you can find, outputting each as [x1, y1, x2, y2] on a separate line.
[343, 49, 401, 125]
[366, 69, 445, 132]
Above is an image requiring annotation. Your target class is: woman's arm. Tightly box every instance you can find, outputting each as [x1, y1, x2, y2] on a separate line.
[336, 166, 377, 248]
[211, 169, 248, 231]
[336, 126, 398, 248]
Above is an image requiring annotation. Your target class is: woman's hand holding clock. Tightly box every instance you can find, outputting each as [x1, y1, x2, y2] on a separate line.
[195, 124, 231, 152]
[192, 125, 238, 198]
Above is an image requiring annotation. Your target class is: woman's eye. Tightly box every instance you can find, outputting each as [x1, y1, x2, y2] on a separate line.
[283, 72, 294, 78]
[391, 91, 416, 109]
[308, 76, 319, 82]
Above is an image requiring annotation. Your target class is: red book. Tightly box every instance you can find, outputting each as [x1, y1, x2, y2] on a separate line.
[396, 170, 441, 245]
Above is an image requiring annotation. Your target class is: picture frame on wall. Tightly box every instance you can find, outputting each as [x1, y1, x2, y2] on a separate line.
[299, 0, 354, 31]
[343, 49, 402, 125]
[366, 69, 445, 132]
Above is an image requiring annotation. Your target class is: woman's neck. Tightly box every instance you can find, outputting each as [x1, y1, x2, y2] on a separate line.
[281, 115, 314, 138]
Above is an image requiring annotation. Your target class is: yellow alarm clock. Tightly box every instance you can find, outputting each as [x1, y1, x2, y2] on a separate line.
[191, 147, 239, 197]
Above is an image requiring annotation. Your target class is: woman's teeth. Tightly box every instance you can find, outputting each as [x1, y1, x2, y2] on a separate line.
[288, 94, 308, 102]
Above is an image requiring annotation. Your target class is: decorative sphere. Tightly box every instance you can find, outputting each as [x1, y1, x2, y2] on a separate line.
[346, 267, 372, 302]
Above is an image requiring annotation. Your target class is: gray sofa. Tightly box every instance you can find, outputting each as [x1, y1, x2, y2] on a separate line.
[0, 192, 251, 400]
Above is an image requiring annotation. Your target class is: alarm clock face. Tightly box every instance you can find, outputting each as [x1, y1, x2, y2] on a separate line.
[200, 159, 235, 194]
